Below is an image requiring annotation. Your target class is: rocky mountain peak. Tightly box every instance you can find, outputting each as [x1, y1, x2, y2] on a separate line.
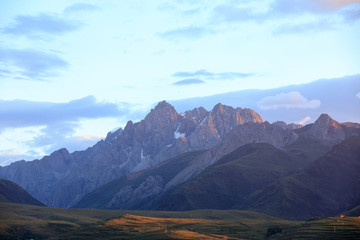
[314, 114, 340, 128]
[302, 114, 345, 144]
[48, 148, 70, 158]
[183, 107, 208, 124]
[211, 103, 239, 116]
[212, 103, 225, 112]
[154, 100, 172, 110]
[105, 128, 123, 142]
[124, 120, 134, 130]
[146, 101, 179, 123]
[272, 121, 302, 130]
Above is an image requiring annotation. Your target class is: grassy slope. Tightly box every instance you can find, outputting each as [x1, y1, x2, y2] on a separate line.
[247, 136, 360, 220]
[74, 151, 204, 209]
[346, 204, 360, 216]
[155, 143, 303, 211]
[285, 136, 330, 167]
[0, 178, 44, 206]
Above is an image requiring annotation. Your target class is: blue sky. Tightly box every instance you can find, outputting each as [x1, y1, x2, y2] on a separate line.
[1, 0, 360, 165]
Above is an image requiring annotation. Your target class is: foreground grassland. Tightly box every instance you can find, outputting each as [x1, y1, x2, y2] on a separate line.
[1, 202, 359, 239]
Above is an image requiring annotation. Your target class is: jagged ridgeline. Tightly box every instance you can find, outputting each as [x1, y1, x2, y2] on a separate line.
[0, 101, 359, 221]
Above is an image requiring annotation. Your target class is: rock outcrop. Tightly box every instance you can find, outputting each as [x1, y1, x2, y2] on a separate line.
[297, 114, 360, 146]
[107, 175, 164, 209]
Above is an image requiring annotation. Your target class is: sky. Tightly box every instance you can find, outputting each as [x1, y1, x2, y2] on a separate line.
[0, 0, 360, 166]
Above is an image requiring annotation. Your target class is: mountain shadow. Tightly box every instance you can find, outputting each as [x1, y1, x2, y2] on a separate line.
[153, 143, 304, 211]
[0, 178, 44, 206]
[246, 136, 360, 220]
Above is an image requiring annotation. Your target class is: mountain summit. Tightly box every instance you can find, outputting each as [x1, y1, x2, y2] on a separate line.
[299, 113, 358, 145]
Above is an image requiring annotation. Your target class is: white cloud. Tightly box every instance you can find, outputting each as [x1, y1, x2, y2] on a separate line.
[258, 91, 321, 110]
[356, 92, 360, 99]
[297, 116, 311, 125]
[2, 13, 82, 38]
[158, 25, 216, 40]
[0, 96, 123, 130]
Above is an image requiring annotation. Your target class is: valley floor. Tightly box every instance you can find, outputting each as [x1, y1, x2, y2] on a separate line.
[1, 202, 360, 239]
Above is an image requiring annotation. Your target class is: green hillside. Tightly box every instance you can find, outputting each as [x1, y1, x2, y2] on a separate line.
[247, 136, 360, 220]
[285, 136, 330, 167]
[346, 203, 360, 216]
[155, 143, 302, 211]
[0, 178, 44, 206]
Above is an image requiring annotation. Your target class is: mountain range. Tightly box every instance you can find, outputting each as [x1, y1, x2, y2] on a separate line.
[171, 74, 360, 124]
[1, 101, 359, 220]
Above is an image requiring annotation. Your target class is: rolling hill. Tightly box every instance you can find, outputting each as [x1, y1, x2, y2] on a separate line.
[246, 135, 360, 220]
[0, 178, 44, 206]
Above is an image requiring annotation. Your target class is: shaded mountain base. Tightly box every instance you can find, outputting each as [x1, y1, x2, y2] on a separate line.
[0, 178, 44, 206]
[245, 136, 360, 220]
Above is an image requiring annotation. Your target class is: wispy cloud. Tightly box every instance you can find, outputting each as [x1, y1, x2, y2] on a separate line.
[173, 69, 213, 78]
[210, 0, 360, 35]
[172, 69, 255, 83]
[356, 92, 360, 99]
[158, 1, 360, 41]
[0, 48, 68, 80]
[341, 5, 360, 23]
[273, 19, 336, 34]
[258, 91, 321, 110]
[212, 4, 264, 23]
[2, 13, 82, 39]
[28, 123, 105, 154]
[271, 0, 360, 14]
[269, 0, 360, 28]
[297, 116, 312, 125]
[63, 3, 102, 15]
[0, 96, 122, 131]
[182, 7, 201, 16]
[173, 78, 205, 85]
[158, 25, 215, 40]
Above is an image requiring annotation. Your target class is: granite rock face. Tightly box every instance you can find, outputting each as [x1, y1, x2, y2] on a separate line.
[272, 121, 302, 130]
[107, 175, 164, 209]
[297, 114, 360, 146]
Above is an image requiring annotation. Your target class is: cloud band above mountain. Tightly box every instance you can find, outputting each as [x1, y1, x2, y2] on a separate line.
[172, 69, 254, 85]
[257, 91, 321, 110]
[0, 96, 122, 130]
